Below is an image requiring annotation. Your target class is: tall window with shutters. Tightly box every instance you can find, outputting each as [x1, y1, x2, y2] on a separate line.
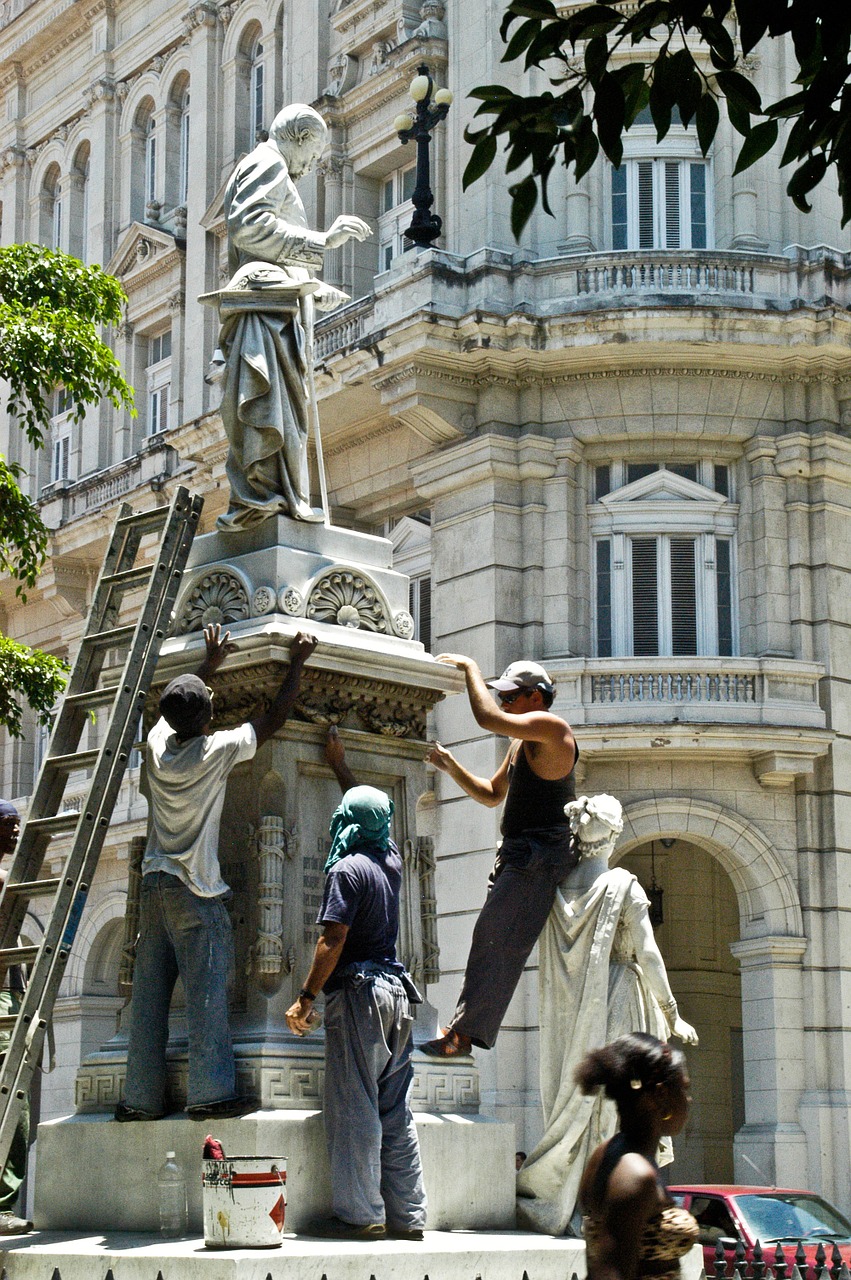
[409, 575, 432, 651]
[591, 466, 736, 658]
[611, 157, 711, 251]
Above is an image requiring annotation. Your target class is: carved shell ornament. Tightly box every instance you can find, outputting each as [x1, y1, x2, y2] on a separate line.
[306, 570, 389, 633]
[177, 569, 251, 634]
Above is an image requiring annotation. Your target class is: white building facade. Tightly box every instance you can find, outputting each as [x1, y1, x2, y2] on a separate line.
[0, 0, 850, 1210]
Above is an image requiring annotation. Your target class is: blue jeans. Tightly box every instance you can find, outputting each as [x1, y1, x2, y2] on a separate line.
[123, 871, 236, 1113]
[323, 966, 427, 1229]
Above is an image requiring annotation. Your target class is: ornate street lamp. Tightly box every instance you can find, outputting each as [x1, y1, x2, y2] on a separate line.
[393, 65, 452, 248]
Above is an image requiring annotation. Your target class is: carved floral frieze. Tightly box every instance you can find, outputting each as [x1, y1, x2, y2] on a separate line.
[146, 662, 442, 741]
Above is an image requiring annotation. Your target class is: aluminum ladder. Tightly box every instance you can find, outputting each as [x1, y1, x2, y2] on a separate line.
[0, 484, 203, 1169]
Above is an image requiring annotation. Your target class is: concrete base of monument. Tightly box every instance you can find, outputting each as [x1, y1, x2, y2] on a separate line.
[0, 1232, 703, 1280]
[0, 1230, 591, 1280]
[34, 1109, 515, 1233]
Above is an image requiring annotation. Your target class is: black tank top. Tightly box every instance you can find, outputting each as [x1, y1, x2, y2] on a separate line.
[500, 740, 577, 838]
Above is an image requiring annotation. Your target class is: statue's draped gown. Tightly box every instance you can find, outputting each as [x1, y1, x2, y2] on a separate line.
[516, 867, 672, 1236]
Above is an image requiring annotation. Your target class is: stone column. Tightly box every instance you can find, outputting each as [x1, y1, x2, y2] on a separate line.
[411, 432, 558, 1136]
[742, 437, 793, 656]
[730, 935, 809, 1187]
[182, 1, 221, 421]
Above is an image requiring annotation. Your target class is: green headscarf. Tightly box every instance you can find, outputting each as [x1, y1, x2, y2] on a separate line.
[325, 785, 394, 873]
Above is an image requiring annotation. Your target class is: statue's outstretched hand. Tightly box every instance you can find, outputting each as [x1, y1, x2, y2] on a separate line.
[672, 1015, 699, 1045]
[324, 215, 373, 249]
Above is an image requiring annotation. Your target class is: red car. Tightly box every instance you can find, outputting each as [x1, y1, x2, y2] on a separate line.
[668, 1185, 851, 1280]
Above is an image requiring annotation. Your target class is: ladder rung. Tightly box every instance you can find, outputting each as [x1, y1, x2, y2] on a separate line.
[4, 879, 62, 899]
[102, 566, 152, 590]
[0, 947, 39, 968]
[83, 625, 137, 649]
[63, 687, 119, 711]
[25, 812, 79, 836]
[46, 750, 99, 774]
[115, 508, 167, 534]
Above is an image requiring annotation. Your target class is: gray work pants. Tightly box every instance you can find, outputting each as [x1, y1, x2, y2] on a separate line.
[448, 827, 577, 1049]
[323, 967, 427, 1229]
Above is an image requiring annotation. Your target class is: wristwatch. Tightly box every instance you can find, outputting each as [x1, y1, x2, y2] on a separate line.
[299, 987, 316, 1002]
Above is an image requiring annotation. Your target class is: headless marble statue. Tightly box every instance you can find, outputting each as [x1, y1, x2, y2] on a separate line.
[210, 104, 370, 528]
[515, 794, 699, 1236]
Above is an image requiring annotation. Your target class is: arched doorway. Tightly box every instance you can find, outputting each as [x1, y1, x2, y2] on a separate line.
[619, 840, 741, 1182]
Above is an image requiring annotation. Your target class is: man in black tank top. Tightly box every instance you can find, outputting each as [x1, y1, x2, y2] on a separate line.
[422, 657, 578, 1057]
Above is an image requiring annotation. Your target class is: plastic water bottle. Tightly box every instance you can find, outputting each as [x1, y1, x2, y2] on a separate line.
[158, 1151, 187, 1239]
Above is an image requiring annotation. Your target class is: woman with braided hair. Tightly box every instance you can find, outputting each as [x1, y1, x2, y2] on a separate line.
[577, 1033, 699, 1280]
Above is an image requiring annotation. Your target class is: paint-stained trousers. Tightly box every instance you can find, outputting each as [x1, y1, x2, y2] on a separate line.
[448, 827, 578, 1050]
[323, 966, 427, 1229]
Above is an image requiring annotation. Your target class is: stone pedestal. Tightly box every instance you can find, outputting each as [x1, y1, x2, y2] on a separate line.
[35, 1110, 515, 1233]
[44, 517, 512, 1235]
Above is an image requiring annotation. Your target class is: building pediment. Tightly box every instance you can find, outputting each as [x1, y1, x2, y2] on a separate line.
[599, 468, 727, 510]
[107, 222, 184, 290]
[389, 515, 431, 557]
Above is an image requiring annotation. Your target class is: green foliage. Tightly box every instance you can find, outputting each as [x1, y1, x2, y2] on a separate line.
[0, 243, 134, 446]
[0, 634, 68, 740]
[464, 0, 851, 237]
[0, 245, 134, 737]
[0, 457, 49, 597]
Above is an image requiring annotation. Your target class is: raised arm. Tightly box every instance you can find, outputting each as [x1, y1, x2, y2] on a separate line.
[250, 631, 318, 748]
[435, 653, 576, 768]
[324, 725, 357, 793]
[195, 622, 237, 684]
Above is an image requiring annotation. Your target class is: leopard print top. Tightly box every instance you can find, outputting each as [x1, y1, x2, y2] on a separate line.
[583, 1203, 699, 1279]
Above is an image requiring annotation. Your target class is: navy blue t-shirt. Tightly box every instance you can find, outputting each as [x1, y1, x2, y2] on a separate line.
[316, 841, 402, 992]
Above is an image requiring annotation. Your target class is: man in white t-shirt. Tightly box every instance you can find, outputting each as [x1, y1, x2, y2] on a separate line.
[116, 622, 317, 1122]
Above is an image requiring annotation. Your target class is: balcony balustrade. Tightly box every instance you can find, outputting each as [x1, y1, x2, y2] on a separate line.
[314, 243, 851, 363]
[549, 656, 826, 729]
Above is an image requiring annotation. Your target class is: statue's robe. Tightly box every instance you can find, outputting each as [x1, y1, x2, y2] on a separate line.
[516, 867, 672, 1236]
[218, 142, 327, 528]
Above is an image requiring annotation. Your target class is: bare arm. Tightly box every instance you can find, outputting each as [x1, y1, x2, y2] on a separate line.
[627, 892, 699, 1044]
[426, 741, 513, 807]
[436, 653, 576, 768]
[284, 920, 349, 1034]
[324, 726, 357, 792]
[581, 1148, 661, 1280]
[250, 632, 318, 748]
[195, 622, 237, 684]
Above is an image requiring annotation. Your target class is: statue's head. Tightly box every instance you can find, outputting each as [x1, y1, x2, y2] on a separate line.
[565, 793, 624, 862]
[269, 104, 328, 178]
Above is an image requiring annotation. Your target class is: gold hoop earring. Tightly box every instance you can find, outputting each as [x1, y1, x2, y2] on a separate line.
[662, 1111, 673, 1121]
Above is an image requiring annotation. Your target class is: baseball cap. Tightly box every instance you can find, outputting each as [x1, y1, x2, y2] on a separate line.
[159, 674, 212, 738]
[486, 661, 554, 695]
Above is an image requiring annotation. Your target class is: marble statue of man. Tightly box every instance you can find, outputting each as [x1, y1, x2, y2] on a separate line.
[214, 104, 371, 528]
[515, 794, 698, 1236]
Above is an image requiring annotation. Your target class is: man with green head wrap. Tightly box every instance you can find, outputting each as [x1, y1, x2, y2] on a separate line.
[286, 728, 427, 1241]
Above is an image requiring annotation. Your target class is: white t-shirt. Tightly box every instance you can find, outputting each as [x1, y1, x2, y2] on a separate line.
[142, 718, 257, 897]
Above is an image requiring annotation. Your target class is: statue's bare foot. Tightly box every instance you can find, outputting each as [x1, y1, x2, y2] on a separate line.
[292, 501, 325, 522]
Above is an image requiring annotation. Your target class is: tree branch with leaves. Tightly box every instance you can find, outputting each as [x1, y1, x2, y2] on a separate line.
[463, 0, 851, 239]
[0, 244, 135, 739]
